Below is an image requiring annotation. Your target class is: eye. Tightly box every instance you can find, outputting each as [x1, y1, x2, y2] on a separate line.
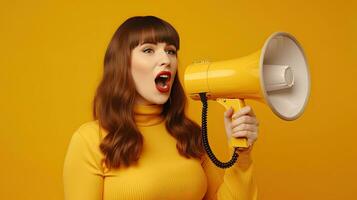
[166, 49, 177, 55]
[143, 48, 154, 54]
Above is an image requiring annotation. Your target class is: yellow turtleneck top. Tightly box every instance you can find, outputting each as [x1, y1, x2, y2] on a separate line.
[63, 104, 258, 200]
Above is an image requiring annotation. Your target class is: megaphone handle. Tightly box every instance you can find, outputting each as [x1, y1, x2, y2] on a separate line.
[216, 98, 249, 148]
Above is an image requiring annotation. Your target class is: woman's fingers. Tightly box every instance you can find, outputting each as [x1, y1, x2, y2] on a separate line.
[232, 105, 256, 119]
[232, 123, 257, 133]
[232, 130, 258, 146]
[224, 105, 260, 148]
[232, 130, 251, 138]
[231, 115, 259, 129]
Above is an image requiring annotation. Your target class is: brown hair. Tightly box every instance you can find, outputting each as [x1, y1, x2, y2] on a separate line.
[93, 16, 205, 170]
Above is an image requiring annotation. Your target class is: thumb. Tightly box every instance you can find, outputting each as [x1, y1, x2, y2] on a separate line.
[224, 106, 234, 119]
[224, 106, 234, 142]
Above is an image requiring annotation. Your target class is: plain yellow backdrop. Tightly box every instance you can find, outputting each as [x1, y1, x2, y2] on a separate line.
[1, 0, 356, 199]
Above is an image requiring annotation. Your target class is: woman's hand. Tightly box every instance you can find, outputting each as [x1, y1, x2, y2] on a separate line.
[223, 105, 259, 153]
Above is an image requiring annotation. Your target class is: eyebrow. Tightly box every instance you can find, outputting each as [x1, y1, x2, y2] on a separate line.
[140, 42, 176, 49]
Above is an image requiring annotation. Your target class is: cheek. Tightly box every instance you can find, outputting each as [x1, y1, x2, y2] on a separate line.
[171, 62, 178, 81]
[131, 60, 154, 89]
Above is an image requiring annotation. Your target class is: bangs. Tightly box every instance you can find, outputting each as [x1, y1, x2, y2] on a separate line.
[128, 17, 180, 50]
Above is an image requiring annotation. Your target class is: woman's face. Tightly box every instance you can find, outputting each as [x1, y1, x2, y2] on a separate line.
[131, 42, 178, 105]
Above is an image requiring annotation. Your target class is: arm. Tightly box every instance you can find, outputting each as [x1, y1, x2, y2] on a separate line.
[63, 129, 104, 200]
[202, 145, 258, 200]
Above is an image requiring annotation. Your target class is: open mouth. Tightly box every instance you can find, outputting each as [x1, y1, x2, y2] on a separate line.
[154, 71, 171, 93]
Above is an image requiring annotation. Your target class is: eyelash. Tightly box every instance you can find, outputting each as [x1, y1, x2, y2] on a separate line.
[143, 48, 177, 55]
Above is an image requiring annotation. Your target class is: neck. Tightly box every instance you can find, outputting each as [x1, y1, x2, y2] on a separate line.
[133, 103, 164, 126]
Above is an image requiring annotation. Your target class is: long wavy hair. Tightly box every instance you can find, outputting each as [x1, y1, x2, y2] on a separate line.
[93, 16, 205, 170]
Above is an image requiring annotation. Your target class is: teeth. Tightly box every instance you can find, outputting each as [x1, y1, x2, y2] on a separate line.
[160, 74, 169, 78]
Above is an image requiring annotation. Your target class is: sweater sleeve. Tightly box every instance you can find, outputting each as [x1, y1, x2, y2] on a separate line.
[201, 145, 258, 200]
[63, 127, 104, 200]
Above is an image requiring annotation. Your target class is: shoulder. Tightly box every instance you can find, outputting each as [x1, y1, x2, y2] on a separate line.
[77, 120, 100, 132]
[65, 120, 106, 173]
[71, 120, 103, 148]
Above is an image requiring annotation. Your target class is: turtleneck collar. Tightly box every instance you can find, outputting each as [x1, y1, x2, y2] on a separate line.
[133, 104, 165, 126]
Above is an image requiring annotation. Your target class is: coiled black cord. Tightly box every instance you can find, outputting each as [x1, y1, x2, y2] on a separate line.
[199, 92, 238, 168]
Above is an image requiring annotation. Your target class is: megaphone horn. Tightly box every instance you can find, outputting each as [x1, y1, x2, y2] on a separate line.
[184, 32, 311, 168]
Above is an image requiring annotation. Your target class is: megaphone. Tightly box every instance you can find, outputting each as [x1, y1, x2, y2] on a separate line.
[184, 32, 311, 168]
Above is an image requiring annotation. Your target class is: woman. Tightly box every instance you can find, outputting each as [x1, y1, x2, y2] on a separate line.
[63, 15, 259, 200]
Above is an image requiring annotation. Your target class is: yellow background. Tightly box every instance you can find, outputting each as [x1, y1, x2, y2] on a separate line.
[1, 0, 356, 199]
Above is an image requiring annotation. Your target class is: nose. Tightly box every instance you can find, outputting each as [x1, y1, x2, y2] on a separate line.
[158, 50, 171, 67]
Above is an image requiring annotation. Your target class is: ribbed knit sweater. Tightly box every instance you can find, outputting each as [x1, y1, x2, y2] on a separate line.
[63, 103, 257, 200]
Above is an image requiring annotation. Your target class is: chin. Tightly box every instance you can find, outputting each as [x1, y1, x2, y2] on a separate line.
[151, 94, 170, 105]
[154, 98, 169, 105]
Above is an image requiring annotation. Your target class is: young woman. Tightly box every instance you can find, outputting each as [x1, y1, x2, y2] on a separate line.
[63, 15, 259, 200]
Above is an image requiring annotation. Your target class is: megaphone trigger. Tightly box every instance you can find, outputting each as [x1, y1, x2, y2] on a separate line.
[217, 98, 250, 148]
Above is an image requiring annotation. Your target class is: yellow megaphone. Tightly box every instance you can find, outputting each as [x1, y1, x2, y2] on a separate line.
[184, 32, 311, 168]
